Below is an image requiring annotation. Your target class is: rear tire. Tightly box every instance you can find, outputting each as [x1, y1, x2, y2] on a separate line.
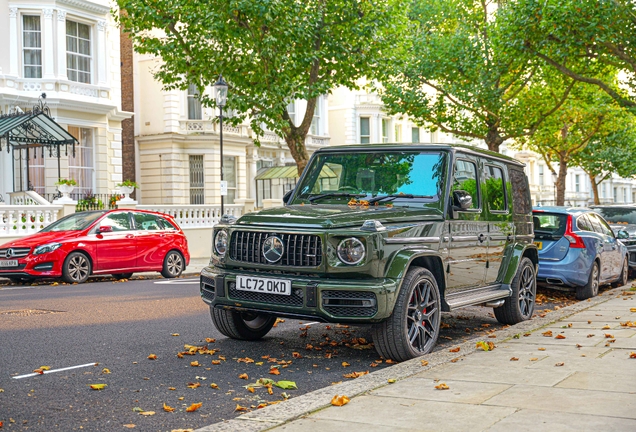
[112, 273, 133, 280]
[611, 257, 628, 288]
[372, 267, 441, 362]
[210, 307, 276, 340]
[494, 257, 536, 325]
[62, 252, 91, 284]
[161, 251, 184, 278]
[577, 261, 599, 300]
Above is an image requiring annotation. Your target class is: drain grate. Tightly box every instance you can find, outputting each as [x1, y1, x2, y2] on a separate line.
[0, 309, 64, 316]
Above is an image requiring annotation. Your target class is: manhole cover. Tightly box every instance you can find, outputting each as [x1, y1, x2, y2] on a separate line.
[0, 309, 64, 316]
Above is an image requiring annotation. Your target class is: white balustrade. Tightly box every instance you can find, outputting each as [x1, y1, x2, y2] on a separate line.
[0, 205, 62, 236]
[136, 204, 244, 228]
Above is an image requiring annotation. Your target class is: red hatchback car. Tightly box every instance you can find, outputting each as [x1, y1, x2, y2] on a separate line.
[0, 209, 190, 284]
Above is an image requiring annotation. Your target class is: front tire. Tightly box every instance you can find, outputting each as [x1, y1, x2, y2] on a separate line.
[62, 252, 91, 284]
[210, 307, 276, 340]
[612, 257, 628, 288]
[494, 257, 536, 325]
[372, 267, 441, 362]
[161, 251, 184, 278]
[577, 261, 599, 300]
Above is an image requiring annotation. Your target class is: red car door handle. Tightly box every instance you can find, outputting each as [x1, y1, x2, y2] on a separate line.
[126, 234, 134, 239]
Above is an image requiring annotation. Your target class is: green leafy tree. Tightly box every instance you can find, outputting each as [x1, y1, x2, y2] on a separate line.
[570, 116, 636, 204]
[379, 0, 574, 153]
[116, 0, 408, 174]
[501, 0, 636, 111]
[516, 84, 624, 205]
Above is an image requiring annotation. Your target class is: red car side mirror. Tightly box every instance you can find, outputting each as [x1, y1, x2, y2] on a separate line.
[98, 226, 113, 233]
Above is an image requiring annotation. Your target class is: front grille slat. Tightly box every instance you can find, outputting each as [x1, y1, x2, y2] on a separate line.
[229, 231, 322, 267]
[0, 248, 30, 258]
[228, 285, 303, 306]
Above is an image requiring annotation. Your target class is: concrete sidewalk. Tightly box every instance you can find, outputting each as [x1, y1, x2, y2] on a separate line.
[199, 285, 636, 432]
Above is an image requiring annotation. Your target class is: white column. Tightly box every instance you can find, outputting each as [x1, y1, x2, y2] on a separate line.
[9, 7, 19, 76]
[42, 8, 55, 79]
[96, 20, 107, 85]
[56, 9, 68, 80]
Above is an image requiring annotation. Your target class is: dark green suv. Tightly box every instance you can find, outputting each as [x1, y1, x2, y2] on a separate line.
[200, 144, 538, 361]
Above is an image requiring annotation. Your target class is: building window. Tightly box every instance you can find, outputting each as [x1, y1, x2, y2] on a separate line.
[23, 15, 42, 78]
[66, 20, 91, 83]
[411, 127, 420, 143]
[223, 156, 236, 204]
[538, 165, 544, 186]
[602, 183, 606, 198]
[614, 187, 618, 202]
[359, 117, 370, 144]
[189, 155, 204, 204]
[67, 126, 94, 195]
[575, 174, 580, 192]
[394, 124, 401, 142]
[287, 102, 296, 125]
[310, 97, 321, 135]
[381, 118, 390, 143]
[623, 188, 627, 203]
[187, 84, 202, 120]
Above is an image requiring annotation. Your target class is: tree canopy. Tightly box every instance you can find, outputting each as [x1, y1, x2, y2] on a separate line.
[500, 0, 636, 112]
[116, 0, 408, 173]
[378, 0, 574, 152]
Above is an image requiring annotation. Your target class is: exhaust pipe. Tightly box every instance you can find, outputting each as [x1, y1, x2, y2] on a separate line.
[484, 299, 505, 308]
[546, 278, 564, 285]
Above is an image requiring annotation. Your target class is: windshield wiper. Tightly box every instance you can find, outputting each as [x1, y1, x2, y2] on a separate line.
[307, 193, 366, 203]
[366, 194, 433, 204]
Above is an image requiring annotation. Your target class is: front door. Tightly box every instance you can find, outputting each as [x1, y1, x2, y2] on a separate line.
[93, 212, 136, 271]
[445, 156, 488, 292]
[590, 213, 624, 281]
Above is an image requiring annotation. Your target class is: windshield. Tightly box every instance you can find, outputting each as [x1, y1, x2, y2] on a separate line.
[291, 150, 447, 207]
[40, 211, 106, 232]
[593, 207, 636, 226]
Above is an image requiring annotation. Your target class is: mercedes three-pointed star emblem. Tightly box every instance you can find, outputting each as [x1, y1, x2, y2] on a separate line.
[262, 236, 284, 263]
[6, 248, 14, 258]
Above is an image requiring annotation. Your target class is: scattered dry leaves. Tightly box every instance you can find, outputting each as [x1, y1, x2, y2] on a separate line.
[187, 382, 201, 389]
[163, 403, 175, 412]
[510, 357, 519, 361]
[555, 334, 566, 340]
[449, 347, 460, 353]
[435, 383, 449, 390]
[89, 384, 107, 390]
[542, 331, 553, 337]
[238, 373, 249, 380]
[186, 402, 202, 413]
[331, 395, 350, 406]
[147, 354, 157, 360]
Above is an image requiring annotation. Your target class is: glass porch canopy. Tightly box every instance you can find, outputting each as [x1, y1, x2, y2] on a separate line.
[0, 110, 77, 154]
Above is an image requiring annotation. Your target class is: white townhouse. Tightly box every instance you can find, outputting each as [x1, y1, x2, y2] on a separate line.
[0, 0, 130, 204]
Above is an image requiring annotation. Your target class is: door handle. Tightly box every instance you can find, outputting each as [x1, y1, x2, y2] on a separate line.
[126, 234, 134, 239]
[478, 233, 486, 243]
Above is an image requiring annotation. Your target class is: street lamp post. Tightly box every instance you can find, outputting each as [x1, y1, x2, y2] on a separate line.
[214, 75, 228, 216]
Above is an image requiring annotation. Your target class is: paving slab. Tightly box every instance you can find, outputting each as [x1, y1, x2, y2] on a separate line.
[371, 378, 511, 404]
[306, 395, 517, 432]
[274, 418, 411, 432]
[556, 371, 636, 393]
[484, 385, 636, 419]
[486, 409, 636, 432]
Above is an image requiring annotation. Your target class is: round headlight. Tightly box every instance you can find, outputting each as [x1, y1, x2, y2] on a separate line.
[214, 230, 228, 255]
[337, 238, 365, 265]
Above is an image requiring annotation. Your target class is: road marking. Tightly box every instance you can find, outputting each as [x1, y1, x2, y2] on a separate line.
[12, 362, 97, 379]
[0, 285, 38, 291]
[154, 278, 199, 285]
[304, 321, 321, 326]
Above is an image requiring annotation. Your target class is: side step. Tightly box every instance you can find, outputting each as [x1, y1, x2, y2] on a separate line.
[445, 284, 511, 311]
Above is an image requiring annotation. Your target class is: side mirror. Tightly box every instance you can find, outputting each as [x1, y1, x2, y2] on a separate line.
[283, 189, 294, 205]
[98, 226, 113, 233]
[452, 190, 473, 210]
[617, 229, 630, 240]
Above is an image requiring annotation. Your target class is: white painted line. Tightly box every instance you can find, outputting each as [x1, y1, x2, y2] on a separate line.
[12, 362, 97, 379]
[304, 321, 321, 326]
[0, 285, 38, 291]
[154, 279, 199, 284]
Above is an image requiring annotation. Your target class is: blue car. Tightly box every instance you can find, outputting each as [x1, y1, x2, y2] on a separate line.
[533, 207, 629, 299]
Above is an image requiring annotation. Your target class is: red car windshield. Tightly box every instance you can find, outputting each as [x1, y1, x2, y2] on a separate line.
[40, 211, 106, 232]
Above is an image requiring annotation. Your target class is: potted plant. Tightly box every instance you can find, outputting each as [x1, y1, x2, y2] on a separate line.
[116, 180, 139, 202]
[55, 178, 77, 197]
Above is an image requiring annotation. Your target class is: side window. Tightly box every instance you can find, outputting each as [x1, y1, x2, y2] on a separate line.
[508, 168, 531, 215]
[157, 216, 177, 231]
[587, 213, 604, 233]
[452, 158, 479, 209]
[577, 214, 593, 232]
[100, 213, 131, 232]
[484, 164, 507, 212]
[592, 213, 614, 237]
[134, 213, 162, 231]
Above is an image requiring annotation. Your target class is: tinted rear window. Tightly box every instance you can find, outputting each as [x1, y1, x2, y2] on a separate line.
[533, 212, 567, 238]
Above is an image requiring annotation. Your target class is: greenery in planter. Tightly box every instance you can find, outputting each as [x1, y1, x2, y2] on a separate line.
[56, 178, 77, 186]
[109, 194, 123, 208]
[117, 180, 139, 189]
[76, 194, 105, 211]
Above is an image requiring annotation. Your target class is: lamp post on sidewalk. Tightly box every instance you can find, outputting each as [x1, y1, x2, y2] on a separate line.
[214, 75, 228, 216]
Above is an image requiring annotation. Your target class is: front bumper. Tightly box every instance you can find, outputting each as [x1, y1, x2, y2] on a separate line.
[0, 250, 66, 280]
[200, 266, 398, 324]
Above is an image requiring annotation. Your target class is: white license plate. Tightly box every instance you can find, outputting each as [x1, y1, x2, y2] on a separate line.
[236, 275, 292, 296]
[0, 260, 18, 268]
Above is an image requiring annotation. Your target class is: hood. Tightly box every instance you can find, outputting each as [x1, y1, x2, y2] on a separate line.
[237, 204, 444, 229]
[0, 230, 82, 249]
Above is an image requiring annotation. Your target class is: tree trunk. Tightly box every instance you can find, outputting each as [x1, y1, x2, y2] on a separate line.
[587, 172, 601, 205]
[484, 126, 505, 153]
[284, 131, 309, 176]
[555, 157, 568, 206]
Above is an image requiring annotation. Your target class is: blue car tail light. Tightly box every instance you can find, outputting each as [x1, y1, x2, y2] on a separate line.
[564, 215, 585, 249]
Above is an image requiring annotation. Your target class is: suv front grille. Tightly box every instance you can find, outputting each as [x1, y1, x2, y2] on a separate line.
[230, 231, 322, 267]
[228, 283, 303, 306]
[0, 247, 30, 258]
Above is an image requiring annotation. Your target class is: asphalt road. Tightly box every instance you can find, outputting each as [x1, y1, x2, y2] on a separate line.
[0, 275, 590, 431]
